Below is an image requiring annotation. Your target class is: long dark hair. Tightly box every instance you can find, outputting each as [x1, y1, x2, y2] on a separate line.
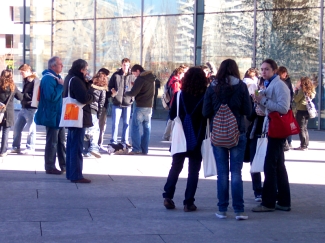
[69, 59, 88, 80]
[214, 59, 240, 94]
[181, 67, 208, 96]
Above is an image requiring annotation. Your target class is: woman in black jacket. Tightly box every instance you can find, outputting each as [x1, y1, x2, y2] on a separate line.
[0, 70, 23, 156]
[203, 59, 252, 220]
[63, 59, 93, 183]
[162, 67, 208, 212]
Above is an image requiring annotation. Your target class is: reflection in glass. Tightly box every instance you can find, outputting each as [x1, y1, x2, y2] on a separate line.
[201, 11, 254, 75]
[257, 0, 320, 10]
[53, 20, 94, 77]
[204, 0, 254, 13]
[54, 0, 94, 21]
[144, 0, 193, 15]
[96, 0, 141, 18]
[30, 0, 52, 22]
[96, 18, 141, 73]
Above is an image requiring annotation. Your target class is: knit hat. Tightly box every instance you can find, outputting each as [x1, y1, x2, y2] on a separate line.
[98, 67, 110, 76]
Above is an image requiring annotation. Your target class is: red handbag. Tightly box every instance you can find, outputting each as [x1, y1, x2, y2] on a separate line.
[268, 110, 300, 138]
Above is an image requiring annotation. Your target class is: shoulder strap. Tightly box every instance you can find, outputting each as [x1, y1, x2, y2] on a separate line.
[67, 77, 75, 98]
[5, 88, 15, 106]
[176, 91, 181, 117]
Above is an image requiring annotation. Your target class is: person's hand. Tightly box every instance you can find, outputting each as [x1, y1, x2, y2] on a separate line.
[255, 92, 263, 104]
[295, 80, 301, 90]
[111, 88, 117, 97]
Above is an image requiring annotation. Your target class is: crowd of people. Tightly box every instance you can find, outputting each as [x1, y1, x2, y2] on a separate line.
[0, 56, 317, 219]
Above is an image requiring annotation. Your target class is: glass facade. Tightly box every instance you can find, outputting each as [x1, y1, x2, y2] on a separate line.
[3, 0, 324, 129]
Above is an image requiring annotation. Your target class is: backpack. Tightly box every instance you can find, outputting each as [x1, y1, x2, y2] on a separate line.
[161, 80, 172, 110]
[211, 103, 239, 149]
[181, 92, 203, 151]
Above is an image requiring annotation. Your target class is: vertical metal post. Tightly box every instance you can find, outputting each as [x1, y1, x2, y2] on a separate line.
[318, 0, 324, 130]
[94, 0, 97, 73]
[252, 0, 257, 67]
[23, 0, 26, 64]
[140, 0, 144, 66]
[51, 0, 54, 56]
[193, 0, 197, 66]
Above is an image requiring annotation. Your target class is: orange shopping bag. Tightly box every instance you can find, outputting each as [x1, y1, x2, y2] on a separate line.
[64, 103, 79, 120]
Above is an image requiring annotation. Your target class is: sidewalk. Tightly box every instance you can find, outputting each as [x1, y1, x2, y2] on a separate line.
[0, 118, 324, 242]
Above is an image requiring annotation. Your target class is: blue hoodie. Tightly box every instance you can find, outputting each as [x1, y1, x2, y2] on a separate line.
[34, 69, 63, 128]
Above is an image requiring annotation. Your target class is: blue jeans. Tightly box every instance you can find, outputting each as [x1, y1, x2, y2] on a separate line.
[44, 127, 66, 171]
[212, 133, 246, 213]
[163, 151, 202, 206]
[0, 125, 10, 154]
[12, 108, 37, 150]
[111, 105, 131, 144]
[66, 128, 85, 181]
[130, 107, 152, 154]
[85, 114, 100, 153]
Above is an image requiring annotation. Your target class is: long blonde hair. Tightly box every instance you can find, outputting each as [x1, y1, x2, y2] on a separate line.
[0, 70, 15, 92]
[300, 76, 315, 97]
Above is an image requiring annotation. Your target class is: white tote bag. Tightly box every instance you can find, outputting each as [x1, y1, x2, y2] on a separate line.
[304, 93, 317, 118]
[59, 77, 85, 128]
[31, 77, 40, 108]
[201, 119, 217, 178]
[170, 91, 187, 156]
[250, 135, 268, 173]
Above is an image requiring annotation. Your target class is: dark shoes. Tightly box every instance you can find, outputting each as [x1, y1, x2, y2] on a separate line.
[275, 204, 291, 211]
[164, 198, 175, 209]
[46, 168, 63, 175]
[252, 204, 275, 212]
[184, 204, 197, 212]
[71, 178, 91, 183]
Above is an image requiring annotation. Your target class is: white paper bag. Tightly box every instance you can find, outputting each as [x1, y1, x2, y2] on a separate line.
[170, 91, 187, 156]
[250, 136, 268, 173]
[201, 119, 217, 178]
[31, 77, 40, 108]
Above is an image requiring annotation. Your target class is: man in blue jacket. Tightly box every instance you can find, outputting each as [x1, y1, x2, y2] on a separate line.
[34, 56, 66, 175]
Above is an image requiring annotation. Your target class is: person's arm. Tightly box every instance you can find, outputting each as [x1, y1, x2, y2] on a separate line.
[260, 82, 290, 114]
[97, 90, 106, 118]
[202, 86, 214, 119]
[293, 88, 304, 104]
[42, 76, 63, 102]
[125, 78, 143, 97]
[14, 86, 23, 101]
[107, 74, 116, 98]
[71, 78, 93, 105]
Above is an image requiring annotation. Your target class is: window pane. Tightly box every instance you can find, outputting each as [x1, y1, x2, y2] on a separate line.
[96, 0, 141, 18]
[144, 0, 194, 15]
[142, 15, 194, 83]
[53, 20, 94, 76]
[201, 11, 254, 76]
[257, 0, 320, 9]
[95, 18, 141, 72]
[30, 0, 52, 21]
[54, 0, 94, 21]
[204, 0, 254, 13]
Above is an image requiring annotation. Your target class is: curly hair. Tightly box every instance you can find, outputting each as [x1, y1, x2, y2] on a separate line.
[0, 70, 15, 92]
[93, 72, 108, 87]
[181, 67, 208, 96]
[300, 76, 315, 97]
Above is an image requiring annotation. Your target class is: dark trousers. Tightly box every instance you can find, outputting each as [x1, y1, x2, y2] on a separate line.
[296, 110, 309, 148]
[45, 127, 66, 171]
[66, 128, 85, 181]
[262, 137, 291, 208]
[163, 151, 202, 206]
[249, 136, 263, 197]
[0, 126, 10, 154]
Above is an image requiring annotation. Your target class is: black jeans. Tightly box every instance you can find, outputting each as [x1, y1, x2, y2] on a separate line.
[249, 136, 263, 197]
[44, 127, 66, 171]
[296, 110, 309, 148]
[163, 151, 202, 206]
[262, 137, 291, 208]
[0, 126, 10, 154]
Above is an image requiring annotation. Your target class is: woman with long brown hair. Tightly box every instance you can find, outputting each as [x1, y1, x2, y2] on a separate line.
[0, 70, 23, 156]
[293, 77, 316, 151]
[163, 67, 208, 212]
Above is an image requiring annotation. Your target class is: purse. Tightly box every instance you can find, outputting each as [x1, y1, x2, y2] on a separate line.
[59, 77, 85, 128]
[0, 91, 14, 123]
[201, 119, 217, 178]
[268, 110, 300, 138]
[31, 77, 41, 108]
[170, 91, 187, 156]
[250, 134, 268, 173]
[304, 93, 317, 118]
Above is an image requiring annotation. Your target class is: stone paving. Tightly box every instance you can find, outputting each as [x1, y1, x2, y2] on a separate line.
[0, 117, 324, 242]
